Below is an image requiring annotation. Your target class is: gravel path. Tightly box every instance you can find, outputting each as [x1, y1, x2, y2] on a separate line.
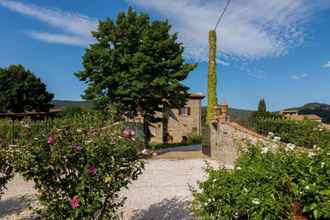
[1, 158, 220, 220]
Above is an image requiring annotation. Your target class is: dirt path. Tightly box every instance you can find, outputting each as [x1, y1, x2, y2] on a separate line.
[120, 158, 218, 220]
[1, 149, 221, 220]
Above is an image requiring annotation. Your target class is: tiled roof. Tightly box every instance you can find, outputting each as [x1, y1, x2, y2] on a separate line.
[189, 93, 205, 99]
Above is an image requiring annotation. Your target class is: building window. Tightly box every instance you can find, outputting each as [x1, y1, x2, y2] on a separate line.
[179, 107, 191, 117]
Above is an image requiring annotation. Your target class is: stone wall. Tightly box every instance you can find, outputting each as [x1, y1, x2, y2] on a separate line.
[207, 121, 271, 166]
[150, 97, 203, 143]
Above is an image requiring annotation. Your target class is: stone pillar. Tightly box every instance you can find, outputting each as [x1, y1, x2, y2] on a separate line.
[207, 103, 230, 159]
[219, 102, 229, 122]
[208, 106, 221, 159]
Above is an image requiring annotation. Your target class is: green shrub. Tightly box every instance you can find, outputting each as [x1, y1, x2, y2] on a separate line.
[60, 106, 86, 117]
[13, 113, 144, 219]
[192, 144, 330, 220]
[250, 113, 330, 148]
[187, 132, 202, 145]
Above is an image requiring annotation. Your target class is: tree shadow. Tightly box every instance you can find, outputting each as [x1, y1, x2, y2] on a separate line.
[130, 197, 194, 220]
[0, 195, 32, 219]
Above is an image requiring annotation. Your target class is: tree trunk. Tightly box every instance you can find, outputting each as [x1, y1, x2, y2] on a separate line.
[143, 117, 150, 148]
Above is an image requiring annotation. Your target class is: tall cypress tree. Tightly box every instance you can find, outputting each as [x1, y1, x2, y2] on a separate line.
[258, 98, 267, 113]
[207, 30, 218, 121]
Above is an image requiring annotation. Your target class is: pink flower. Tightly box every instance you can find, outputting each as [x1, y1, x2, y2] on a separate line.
[88, 165, 97, 176]
[70, 196, 80, 209]
[47, 136, 55, 145]
[122, 129, 135, 139]
[73, 144, 82, 151]
[122, 129, 131, 139]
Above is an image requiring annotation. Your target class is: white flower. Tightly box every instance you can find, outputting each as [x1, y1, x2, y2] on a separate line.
[76, 129, 83, 133]
[273, 136, 281, 142]
[236, 166, 242, 170]
[268, 132, 274, 138]
[261, 147, 269, 154]
[313, 145, 317, 149]
[85, 140, 93, 144]
[305, 185, 310, 190]
[252, 198, 260, 205]
[241, 147, 249, 153]
[308, 152, 316, 158]
[321, 162, 325, 168]
[271, 144, 278, 149]
[286, 143, 296, 151]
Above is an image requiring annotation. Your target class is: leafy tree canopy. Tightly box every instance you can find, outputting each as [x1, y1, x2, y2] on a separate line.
[76, 7, 197, 123]
[0, 65, 54, 113]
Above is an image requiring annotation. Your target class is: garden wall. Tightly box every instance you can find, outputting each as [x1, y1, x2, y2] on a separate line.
[206, 121, 272, 166]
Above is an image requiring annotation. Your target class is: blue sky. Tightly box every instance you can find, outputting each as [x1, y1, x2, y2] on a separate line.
[0, 0, 329, 111]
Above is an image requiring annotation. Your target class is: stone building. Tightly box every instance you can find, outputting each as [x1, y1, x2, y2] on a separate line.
[280, 110, 322, 122]
[149, 93, 205, 144]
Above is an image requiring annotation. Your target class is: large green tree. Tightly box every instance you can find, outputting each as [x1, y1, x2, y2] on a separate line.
[0, 65, 54, 113]
[76, 8, 196, 143]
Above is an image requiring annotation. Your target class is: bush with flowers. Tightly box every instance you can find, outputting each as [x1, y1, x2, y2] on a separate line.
[0, 146, 13, 199]
[192, 142, 330, 219]
[13, 112, 144, 219]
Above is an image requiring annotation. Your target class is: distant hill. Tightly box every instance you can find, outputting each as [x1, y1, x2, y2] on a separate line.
[228, 107, 254, 126]
[51, 100, 93, 109]
[286, 103, 330, 124]
[202, 106, 254, 126]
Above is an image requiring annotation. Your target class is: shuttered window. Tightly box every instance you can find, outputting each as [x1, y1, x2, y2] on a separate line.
[179, 107, 191, 117]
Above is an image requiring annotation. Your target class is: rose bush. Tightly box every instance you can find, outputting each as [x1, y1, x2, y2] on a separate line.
[192, 143, 330, 219]
[0, 146, 13, 199]
[13, 113, 144, 219]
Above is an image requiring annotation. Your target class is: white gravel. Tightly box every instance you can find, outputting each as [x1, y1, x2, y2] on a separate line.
[1, 158, 220, 220]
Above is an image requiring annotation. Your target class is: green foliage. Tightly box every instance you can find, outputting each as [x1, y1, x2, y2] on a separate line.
[12, 113, 144, 219]
[150, 132, 202, 150]
[187, 132, 202, 145]
[207, 30, 218, 121]
[250, 113, 330, 148]
[258, 98, 267, 113]
[76, 7, 196, 126]
[192, 144, 330, 219]
[0, 64, 54, 113]
[60, 106, 87, 117]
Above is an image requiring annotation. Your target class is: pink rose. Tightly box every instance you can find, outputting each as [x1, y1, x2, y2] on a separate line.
[47, 136, 55, 145]
[73, 144, 82, 151]
[122, 129, 135, 139]
[88, 164, 97, 176]
[122, 129, 131, 139]
[70, 196, 80, 209]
